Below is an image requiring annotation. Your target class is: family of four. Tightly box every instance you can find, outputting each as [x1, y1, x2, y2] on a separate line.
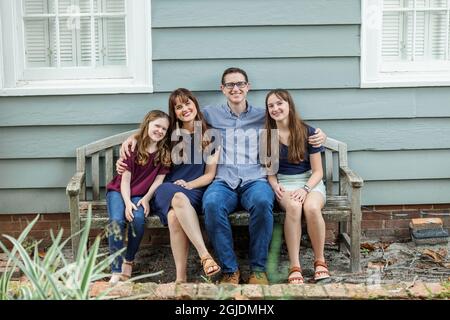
[105, 67, 330, 285]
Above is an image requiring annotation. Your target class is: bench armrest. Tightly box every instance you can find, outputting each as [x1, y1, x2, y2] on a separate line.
[66, 172, 85, 196]
[339, 166, 363, 188]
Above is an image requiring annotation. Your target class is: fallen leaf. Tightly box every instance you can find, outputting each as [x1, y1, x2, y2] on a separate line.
[422, 249, 445, 263]
[361, 243, 376, 251]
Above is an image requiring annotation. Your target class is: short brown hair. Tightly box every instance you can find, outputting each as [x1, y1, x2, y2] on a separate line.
[221, 67, 249, 85]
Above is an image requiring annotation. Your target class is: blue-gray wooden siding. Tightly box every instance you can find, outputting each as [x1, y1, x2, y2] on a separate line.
[1, 0, 450, 213]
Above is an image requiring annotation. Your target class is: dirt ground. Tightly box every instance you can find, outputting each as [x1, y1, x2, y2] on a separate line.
[128, 232, 450, 285]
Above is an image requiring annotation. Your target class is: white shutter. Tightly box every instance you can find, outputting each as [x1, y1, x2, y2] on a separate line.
[79, 17, 100, 66]
[23, 0, 51, 67]
[105, 0, 125, 12]
[382, 12, 402, 60]
[103, 17, 126, 65]
[430, 11, 447, 59]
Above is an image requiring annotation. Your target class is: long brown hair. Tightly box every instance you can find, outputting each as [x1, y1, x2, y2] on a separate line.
[136, 110, 171, 167]
[168, 88, 211, 149]
[264, 89, 308, 163]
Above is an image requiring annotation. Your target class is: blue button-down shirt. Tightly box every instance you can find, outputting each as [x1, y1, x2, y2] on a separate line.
[201, 103, 267, 189]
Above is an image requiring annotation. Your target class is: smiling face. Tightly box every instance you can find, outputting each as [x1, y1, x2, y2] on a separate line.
[173, 96, 198, 123]
[147, 117, 169, 142]
[221, 72, 249, 106]
[266, 93, 290, 122]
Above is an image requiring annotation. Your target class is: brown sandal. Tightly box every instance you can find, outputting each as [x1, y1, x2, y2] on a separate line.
[121, 260, 134, 280]
[287, 266, 304, 284]
[314, 260, 330, 282]
[200, 254, 221, 277]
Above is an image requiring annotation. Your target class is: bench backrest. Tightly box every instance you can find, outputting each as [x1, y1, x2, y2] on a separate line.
[75, 131, 348, 201]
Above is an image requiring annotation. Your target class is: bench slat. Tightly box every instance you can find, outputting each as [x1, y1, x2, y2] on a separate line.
[105, 148, 114, 186]
[91, 152, 100, 200]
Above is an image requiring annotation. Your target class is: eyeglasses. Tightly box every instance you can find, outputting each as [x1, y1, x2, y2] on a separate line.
[223, 81, 248, 89]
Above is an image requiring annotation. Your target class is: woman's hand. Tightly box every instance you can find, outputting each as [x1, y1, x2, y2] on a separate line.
[290, 188, 308, 204]
[116, 158, 128, 175]
[120, 136, 138, 159]
[308, 128, 327, 148]
[125, 201, 137, 222]
[137, 197, 150, 217]
[271, 183, 285, 201]
[173, 179, 192, 190]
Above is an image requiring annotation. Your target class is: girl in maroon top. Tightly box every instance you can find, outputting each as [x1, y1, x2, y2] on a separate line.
[106, 110, 171, 284]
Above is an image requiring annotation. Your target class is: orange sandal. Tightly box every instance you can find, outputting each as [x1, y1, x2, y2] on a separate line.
[200, 254, 221, 277]
[287, 266, 304, 284]
[314, 260, 330, 282]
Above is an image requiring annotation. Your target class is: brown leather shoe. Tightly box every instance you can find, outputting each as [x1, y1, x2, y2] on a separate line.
[219, 270, 240, 285]
[248, 271, 269, 285]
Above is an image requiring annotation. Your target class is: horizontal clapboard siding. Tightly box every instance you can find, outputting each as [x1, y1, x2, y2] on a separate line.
[152, 0, 361, 27]
[3, 88, 450, 127]
[1, 149, 450, 189]
[153, 26, 360, 60]
[2, 118, 450, 159]
[153, 58, 360, 91]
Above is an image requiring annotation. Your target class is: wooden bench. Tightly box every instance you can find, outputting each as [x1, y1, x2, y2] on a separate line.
[66, 129, 364, 272]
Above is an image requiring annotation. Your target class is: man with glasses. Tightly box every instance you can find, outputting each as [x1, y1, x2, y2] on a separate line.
[201, 67, 327, 284]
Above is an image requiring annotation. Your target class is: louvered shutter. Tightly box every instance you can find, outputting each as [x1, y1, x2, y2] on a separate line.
[103, 0, 126, 66]
[23, 0, 51, 67]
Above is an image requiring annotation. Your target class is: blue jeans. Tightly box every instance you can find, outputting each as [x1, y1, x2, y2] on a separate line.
[106, 191, 146, 273]
[202, 180, 274, 273]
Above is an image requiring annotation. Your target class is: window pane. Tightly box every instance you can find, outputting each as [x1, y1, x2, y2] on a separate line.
[430, 0, 448, 8]
[383, 0, 402, 9]
[102, 17, 126, 65]
[57, 0, 73, 14]
[24, 18, 53, 67]
[23, 0, 54, 14]
[79, 17, 100, 66]
[78, 0, 100, 13]
[104, 0, 125, 13]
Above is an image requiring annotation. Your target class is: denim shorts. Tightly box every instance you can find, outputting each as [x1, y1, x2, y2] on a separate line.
[277, 171, 326, 201]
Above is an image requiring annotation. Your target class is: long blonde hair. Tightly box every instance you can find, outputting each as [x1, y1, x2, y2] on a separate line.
[136, 110, 172, 167]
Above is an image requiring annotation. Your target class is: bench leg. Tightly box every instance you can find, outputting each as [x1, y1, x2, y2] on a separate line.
[349, 188, 362, 273]
[338, 221, 348, 253]
[69, 194, 81, 260]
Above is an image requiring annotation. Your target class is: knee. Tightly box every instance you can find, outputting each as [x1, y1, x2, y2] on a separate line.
[303, 201, 322, 218]
[252, 195, 274, 212]
[167, 211, 182, 231]
[203, 192, 225, 214]
[284, 201, 302, 221]
[172, 192, 189, 208]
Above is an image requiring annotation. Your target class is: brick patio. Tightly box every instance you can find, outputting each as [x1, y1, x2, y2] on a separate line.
[86, 280, 448, 300]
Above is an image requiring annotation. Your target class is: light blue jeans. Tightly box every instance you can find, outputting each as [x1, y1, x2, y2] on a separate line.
[202, 180, 275, 273]
[106, 191, 146, 273]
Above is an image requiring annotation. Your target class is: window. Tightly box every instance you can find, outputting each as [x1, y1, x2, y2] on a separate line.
[0, 0, 152, 95]
[361, 0, 450, 87]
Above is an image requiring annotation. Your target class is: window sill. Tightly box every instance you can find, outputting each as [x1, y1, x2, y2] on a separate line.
[361, 73, 450, 88]
[0, 79, 153, 96]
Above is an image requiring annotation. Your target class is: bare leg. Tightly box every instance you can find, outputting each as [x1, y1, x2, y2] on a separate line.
[171, 193, 219, 275]
[278, 191, 303, 283]
[167, 209, 189, 283]
[302, 192, 327, 274]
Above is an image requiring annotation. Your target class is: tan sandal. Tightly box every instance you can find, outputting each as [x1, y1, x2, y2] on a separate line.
[314, 260, 330, 282]
[200, 254, 221, 277]
[287, 266, 304, 284]
[120, 260, 134, 280]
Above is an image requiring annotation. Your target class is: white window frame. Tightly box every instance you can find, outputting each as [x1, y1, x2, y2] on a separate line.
[361, 0, 450, 87]
[0, 0, 152, 96]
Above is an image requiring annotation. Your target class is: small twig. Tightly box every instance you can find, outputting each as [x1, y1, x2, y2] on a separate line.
[406, 275, 418, 290]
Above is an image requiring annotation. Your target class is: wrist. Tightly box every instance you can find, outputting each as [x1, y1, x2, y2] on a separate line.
[302, 184, 311, 193]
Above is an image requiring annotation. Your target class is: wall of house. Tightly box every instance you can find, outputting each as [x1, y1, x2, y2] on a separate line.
[1, 0, 450, 215]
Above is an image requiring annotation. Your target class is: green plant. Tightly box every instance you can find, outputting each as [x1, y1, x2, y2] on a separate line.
[0, 206, 161, 300]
